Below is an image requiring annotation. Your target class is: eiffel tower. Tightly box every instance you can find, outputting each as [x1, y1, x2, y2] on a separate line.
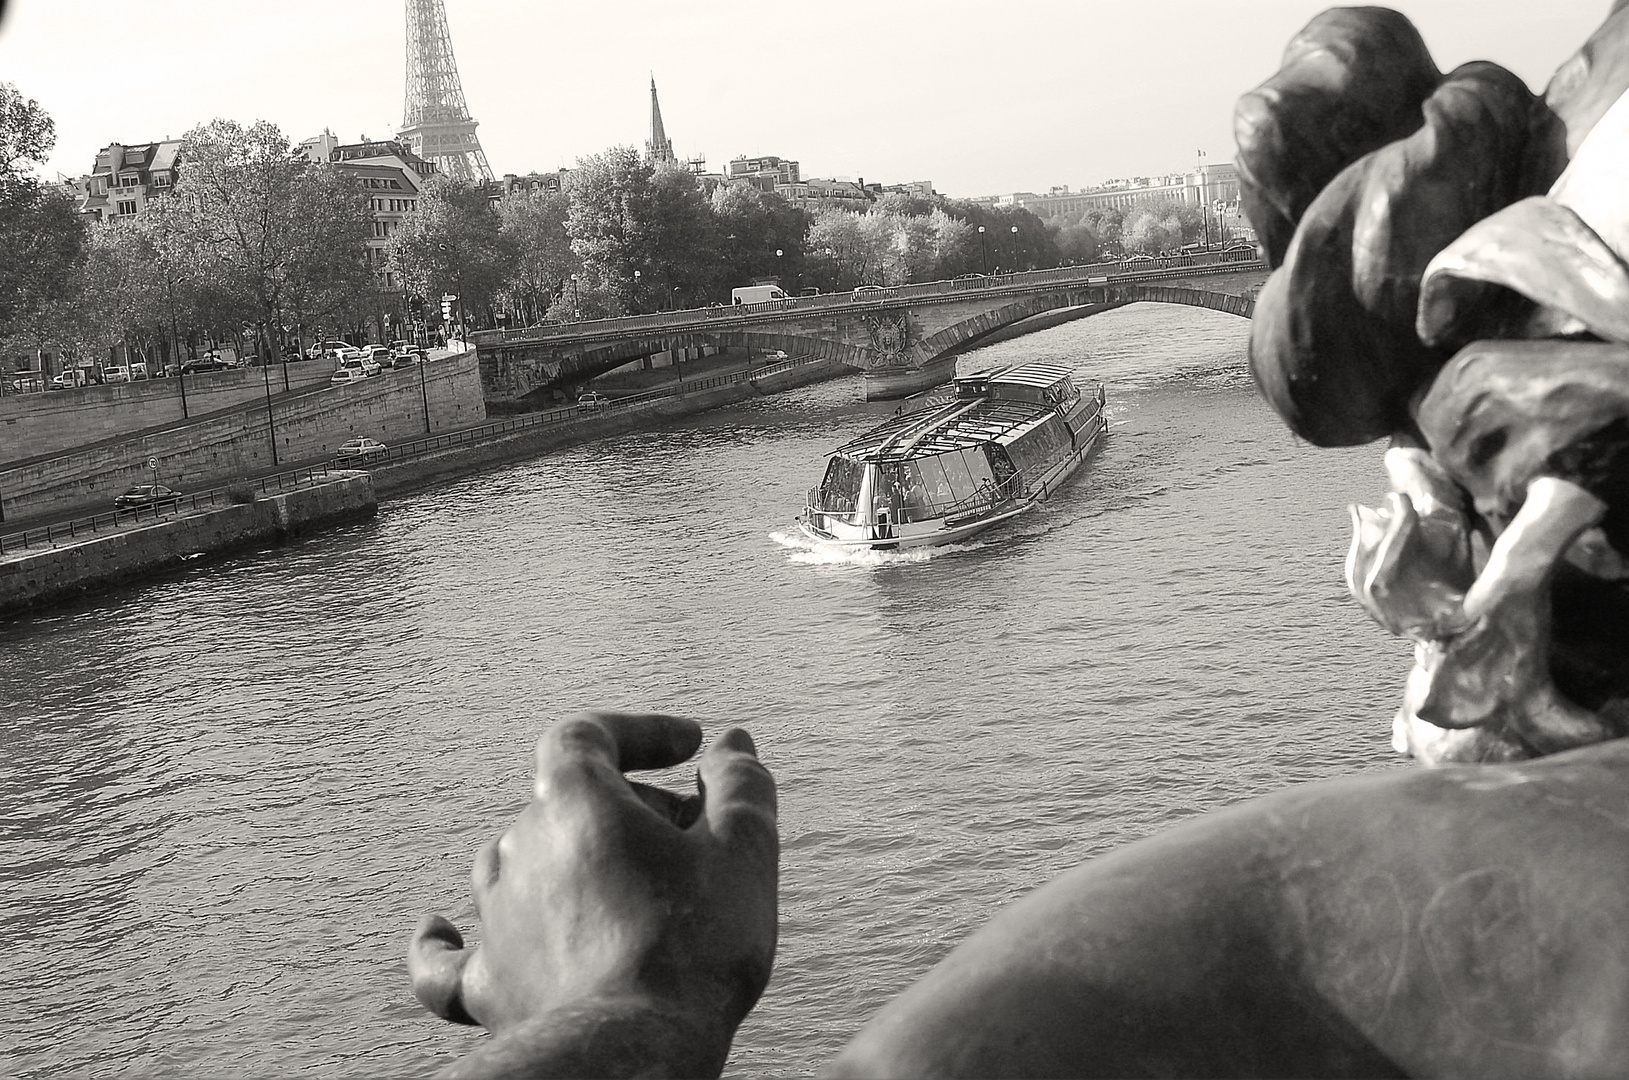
[398, 0, 494, 182]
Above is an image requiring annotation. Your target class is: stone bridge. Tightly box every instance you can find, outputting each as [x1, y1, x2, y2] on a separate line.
[472, 255, 1268, 405]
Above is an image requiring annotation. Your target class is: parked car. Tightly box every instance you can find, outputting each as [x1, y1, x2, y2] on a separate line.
[362, 345, 391, 364]
[336, 437, 388, 460]
[114, 484, 182, 509]
[577, 391, 610, 409]
[104, 366, 132, 383]
[308, 340, 350, 361]
[330, 367, 369, 385]
[181, 356, 227, 374]
[390, 343, 425, 365]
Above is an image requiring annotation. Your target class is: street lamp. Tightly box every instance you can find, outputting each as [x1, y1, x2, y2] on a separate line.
[1010, 225, 1019, 272]
[259, 322, 279, 467]
[978, 225, 988, 274]
[632, 269, 642, 314]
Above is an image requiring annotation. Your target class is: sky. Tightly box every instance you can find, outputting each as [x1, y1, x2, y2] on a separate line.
[0, 0, 1614, 198]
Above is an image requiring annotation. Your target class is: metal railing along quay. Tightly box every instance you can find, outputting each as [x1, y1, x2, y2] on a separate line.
[0, 464, 338, 556]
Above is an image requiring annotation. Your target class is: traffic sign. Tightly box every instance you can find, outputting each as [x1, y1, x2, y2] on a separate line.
[147, 456, 158, 470]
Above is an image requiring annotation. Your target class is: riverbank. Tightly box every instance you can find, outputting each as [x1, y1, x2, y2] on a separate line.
[365, 355, 849, 502]
[0, 356, 851, 617]
[0, 471, 376, 617]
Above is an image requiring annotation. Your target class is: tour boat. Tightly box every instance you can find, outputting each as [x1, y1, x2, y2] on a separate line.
[798, 362, 1107, 550]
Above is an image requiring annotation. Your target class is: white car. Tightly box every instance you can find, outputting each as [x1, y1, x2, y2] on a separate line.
[104, 366, 132, 383]
[336, 437, 388, 460]
[330, 367, 369, 385]
[577, 391, 610, 409]
[308, 340, 350, 361]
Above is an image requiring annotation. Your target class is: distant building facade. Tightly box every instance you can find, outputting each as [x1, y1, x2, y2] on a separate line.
[727, 154, 800, 191]
[773, 177, 871, 212]
[72, 139, 183, 221]
[991, 162, 1243, 220]
[497, 169, 575, 197]
[299, 132, 438, 293]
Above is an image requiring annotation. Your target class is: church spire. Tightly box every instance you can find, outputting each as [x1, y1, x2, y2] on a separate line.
[646, 76, 675, 167]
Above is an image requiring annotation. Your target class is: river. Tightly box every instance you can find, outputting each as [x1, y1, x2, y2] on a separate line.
[0, 303, 1408, 1077]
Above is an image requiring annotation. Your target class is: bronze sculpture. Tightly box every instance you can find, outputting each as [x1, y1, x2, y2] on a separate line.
[409, 7, 1629, 1075]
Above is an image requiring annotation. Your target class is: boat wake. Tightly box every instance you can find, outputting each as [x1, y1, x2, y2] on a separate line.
[769, 530, 979, 566]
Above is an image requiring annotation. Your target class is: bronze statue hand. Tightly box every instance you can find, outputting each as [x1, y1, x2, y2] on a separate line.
[408, 712, 778, 1079]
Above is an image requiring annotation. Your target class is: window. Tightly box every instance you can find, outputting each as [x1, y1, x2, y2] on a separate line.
[119, 174, 138, 188]
[816, 457, 864, 516]
[116, 199, 137, 216]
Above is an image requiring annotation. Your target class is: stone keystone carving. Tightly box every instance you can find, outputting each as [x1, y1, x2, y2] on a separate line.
[864, 314, 912, 368]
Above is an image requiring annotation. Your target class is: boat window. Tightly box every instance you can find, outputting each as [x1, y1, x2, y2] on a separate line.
[875, 461, 940, 523]
[986, 444, 1021, 498]
[1006, 416, 1072, 480]
[818, 457, 864, 514]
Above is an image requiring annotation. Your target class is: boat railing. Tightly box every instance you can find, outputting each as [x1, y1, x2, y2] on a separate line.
[805, 475, 1024, 529]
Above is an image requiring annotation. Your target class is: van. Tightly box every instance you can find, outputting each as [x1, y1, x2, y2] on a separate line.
[731, 285, 791, 306]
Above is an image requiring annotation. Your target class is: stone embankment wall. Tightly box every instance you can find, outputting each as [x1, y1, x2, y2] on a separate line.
[0, 472, 376, 617]
[1, 352, 484, 522]
[1, 361, 339, 459]
[371, 357, 851, 499]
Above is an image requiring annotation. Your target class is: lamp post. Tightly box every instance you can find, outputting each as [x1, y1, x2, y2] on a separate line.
[632, 269, 642, 314]
[419, 345, 431, 434]
[1010, 225, 1019, 272]
[1215, 200, 1228, 246]
[260, 323, 279, 467]
[977, 225, 988, 274]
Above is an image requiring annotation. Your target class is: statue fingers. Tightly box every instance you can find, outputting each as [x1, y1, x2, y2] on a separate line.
[694, 727, 779, 864]
[407, 914, 479, 1026]
[533, 711, 704, 803]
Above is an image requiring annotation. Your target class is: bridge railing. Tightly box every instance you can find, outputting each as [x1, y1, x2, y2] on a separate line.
[478, 253, 1265, 348]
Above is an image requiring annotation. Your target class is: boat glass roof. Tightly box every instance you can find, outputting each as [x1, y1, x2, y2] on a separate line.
[834, 360, 1081, 462]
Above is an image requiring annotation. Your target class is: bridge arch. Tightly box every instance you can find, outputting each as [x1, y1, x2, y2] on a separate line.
[917, 284, 1254, 366]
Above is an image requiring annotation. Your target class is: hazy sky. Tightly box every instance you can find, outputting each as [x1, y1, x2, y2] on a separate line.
[0, 1, 1613, 197]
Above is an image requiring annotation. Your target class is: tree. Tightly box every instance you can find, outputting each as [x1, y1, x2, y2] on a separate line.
[282, 162, 376, 343]
[710, 183, 806, 297]
[497, 188, 576, 325]
[175, 119, 374, 360]
[639, 166, 721, 310]
[390, 176, 515, 330]
[564, 147, 652, 318]
[0, 83, 85, 345]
